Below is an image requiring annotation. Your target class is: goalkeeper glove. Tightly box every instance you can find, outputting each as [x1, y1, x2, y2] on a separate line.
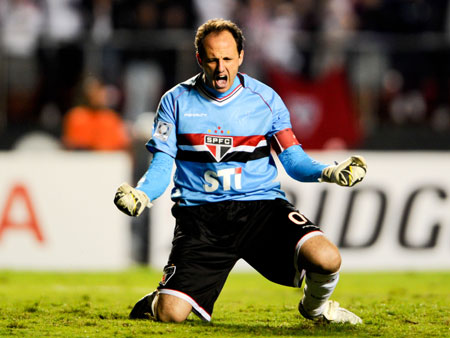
[114, 182, 152, 217]
[320, 155, 367, 187]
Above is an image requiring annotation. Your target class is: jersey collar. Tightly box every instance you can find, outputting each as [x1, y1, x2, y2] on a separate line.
[199, 74, 242, 99]
[196, 73, 244, 105]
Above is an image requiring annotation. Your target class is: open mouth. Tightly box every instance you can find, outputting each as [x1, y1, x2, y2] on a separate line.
[215, 74, 228, 89]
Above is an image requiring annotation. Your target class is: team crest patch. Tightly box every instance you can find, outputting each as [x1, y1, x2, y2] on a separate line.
[160, 265, 176, 287]
[204, 135, 233, 161]
[154, 121, 173, 142]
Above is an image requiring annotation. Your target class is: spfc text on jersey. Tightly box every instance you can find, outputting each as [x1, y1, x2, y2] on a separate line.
[205, 136, 233, 146]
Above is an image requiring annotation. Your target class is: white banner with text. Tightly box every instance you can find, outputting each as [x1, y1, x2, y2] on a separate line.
[150, 151, 450, 271]
[0, 151, 132, 270]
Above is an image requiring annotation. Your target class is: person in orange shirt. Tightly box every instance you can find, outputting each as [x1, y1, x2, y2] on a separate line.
[63, 76, 130, 151]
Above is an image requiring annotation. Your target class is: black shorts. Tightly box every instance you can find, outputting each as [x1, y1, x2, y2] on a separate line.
[157, 199, 322, 321]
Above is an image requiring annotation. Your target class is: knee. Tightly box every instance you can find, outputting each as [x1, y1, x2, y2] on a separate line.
[157, 307, 188, 323]
[299, 236, 341, 274]
[156, 294, 191, 323]
[315, 247, 341, 274]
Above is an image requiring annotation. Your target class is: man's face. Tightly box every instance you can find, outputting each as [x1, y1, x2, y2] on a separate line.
[197, 30, 244, 93]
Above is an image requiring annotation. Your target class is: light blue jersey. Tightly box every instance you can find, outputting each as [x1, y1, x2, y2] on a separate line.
[146, 73, 293, 206]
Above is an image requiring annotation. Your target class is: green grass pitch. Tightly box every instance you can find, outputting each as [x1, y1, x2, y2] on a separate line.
[1, 268, 449, 337]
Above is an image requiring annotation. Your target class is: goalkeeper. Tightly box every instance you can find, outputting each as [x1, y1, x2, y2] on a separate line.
[114, 18, 367, 325]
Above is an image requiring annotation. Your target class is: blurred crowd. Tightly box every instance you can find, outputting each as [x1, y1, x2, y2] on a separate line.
[1, 0, 450, 151]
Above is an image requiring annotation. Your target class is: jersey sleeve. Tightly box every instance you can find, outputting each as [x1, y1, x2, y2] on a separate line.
[278, 145, 327, 182]
[136, 151, 174, 201]
[146, 91, 178, 157]
[268, 91, 292, 138]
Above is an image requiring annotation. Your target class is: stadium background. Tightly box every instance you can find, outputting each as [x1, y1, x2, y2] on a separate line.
[0, 0, 449, 272]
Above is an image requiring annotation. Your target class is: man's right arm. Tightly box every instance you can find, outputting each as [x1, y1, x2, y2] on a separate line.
[114, 151, 174, 217]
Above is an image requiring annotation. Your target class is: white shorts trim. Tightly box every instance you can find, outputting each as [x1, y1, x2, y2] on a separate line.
[295, 230, 324, 254]
[158, 288, 211, 322]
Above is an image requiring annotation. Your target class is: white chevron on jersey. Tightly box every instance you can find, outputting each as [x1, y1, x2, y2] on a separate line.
[197, 82, 244, 106]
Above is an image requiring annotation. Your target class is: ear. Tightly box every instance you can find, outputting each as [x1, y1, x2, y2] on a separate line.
[196, 52, 202, 67]
[238, 50, 244, 66]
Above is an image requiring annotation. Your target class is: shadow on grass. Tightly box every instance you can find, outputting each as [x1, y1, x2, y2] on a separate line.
[177, 318, 365, 337]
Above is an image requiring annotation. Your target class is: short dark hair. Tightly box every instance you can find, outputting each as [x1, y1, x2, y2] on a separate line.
[195, 18, 245, 58]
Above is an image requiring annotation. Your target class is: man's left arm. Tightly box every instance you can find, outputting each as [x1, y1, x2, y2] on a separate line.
[272, 128, 367, 187]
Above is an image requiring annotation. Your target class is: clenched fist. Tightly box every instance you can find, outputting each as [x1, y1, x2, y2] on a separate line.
[114, 183, 152, 217]
[320, 155, 367, 187]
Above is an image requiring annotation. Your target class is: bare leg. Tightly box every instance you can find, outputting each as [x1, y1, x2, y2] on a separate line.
[129, 291, 192, 323]
[298, 235, 362, 323]
[299, 236, 341, 316]
[156, 293, 192, 323]
[299, 235, 341, 274]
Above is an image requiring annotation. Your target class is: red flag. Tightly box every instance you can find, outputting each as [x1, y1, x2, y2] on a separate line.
[267, 67, 363, 150]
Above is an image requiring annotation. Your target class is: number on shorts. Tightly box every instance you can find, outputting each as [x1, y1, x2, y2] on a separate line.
[288, 211, 307, 225]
